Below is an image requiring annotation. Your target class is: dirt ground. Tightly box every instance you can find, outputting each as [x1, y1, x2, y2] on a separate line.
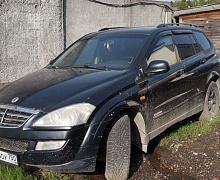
[0, 83, 219, 179]
[130, 120, 220, 180]
[73, 120, 220, 180]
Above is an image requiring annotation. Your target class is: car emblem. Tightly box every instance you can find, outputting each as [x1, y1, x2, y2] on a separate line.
[11, 97, 19, 103]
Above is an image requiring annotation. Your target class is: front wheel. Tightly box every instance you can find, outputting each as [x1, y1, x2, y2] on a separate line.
[198, 81, 219, 120]
[105, 115, 131, 180]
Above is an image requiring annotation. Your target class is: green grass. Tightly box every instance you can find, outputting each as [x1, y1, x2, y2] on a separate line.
[40, 170, 71, 180]
[159, 111, 220, 146]
[0, 164, 72, 180]
[0, 165, 37, 180]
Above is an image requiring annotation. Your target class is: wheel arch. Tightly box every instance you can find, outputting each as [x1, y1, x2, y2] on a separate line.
[217, 78, 220, 103]
[206, 71, 220, 102]
[96, 100, 149, 161]
[206, 71, 220, 86]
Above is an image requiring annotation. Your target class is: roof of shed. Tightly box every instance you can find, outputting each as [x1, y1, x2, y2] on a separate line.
[174, 3, 220, 17]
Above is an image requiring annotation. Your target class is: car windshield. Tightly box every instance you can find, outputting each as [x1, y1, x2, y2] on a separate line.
[51, 34, 147, 69]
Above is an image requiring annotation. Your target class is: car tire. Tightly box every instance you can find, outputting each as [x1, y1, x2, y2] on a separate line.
[105, 115, 131, 180]
[198, 81, 219, 120]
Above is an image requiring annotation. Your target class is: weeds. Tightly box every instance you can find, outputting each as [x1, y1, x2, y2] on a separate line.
[159, 111, 220, 146]
[0, 165, 37, 180]
[0, 164, 72, 180]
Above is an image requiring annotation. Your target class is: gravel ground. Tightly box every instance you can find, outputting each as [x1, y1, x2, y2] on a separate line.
[150, 121, 220, 180]
[131, 124, 219, 180]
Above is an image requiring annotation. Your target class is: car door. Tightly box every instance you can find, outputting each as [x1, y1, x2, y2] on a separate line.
[172, 31, 212, 112]
[141, 31, 191, 137]
[183, 31, 216, 110]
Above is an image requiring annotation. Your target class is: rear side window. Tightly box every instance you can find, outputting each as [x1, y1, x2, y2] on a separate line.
[172, 34, 195, 60]
[148, 35, 177, 65]
[193, 31, 211, 51]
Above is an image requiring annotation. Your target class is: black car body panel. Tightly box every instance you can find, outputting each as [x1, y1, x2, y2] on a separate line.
[0, 24, 219, 173]
[0, 68, 126, 112]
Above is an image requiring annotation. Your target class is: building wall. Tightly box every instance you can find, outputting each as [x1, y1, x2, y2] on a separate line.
[0, 0, 172, 83]
[66, 0, 172, 46]
[179, 10, 220, 57]
[0, 0, 64, 83]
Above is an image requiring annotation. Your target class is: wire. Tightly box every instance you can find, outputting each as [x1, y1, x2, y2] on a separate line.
[88, 0, 173, 12]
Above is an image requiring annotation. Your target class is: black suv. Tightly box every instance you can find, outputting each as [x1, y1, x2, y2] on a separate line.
[0, 23, 219, 180]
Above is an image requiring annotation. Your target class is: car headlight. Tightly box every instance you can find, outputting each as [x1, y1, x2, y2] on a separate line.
[32, 103, 96, 127]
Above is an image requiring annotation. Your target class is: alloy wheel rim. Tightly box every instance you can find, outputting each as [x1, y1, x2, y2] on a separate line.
[208, 90, 217, 113]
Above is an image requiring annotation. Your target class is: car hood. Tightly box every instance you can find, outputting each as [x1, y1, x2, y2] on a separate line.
[0, 68, 125, 112]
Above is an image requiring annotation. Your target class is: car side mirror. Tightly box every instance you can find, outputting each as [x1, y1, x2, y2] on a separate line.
[144, 60, 170, 76]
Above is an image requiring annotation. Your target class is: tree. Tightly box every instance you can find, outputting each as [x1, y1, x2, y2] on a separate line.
[171, 0, 220, 9]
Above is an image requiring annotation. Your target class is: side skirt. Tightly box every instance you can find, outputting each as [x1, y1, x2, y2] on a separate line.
[146, 104, 203, 145]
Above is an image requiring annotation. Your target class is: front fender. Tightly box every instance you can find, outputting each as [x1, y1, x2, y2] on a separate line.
[74, 100, 144, 160]
[93, 100, 142, 140]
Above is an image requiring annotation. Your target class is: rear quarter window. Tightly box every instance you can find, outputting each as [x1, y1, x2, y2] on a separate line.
[193, 31, 211, 51]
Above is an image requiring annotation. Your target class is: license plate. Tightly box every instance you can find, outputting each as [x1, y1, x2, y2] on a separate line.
[0, 150, 18, 166]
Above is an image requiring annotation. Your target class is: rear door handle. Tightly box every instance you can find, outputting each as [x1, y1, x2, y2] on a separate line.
[201, 59, 207, 64]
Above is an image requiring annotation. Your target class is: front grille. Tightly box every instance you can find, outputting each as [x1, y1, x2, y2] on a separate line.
[0, 137, 29, 153]
[0, 105, 38, 127]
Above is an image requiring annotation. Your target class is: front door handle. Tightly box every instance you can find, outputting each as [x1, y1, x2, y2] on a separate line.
[177, 69, 185, 77]
[201, 59, 207, 64]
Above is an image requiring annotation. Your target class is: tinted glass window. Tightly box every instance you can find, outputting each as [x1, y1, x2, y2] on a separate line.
[194, 31, 211, 51]
[189, 34, 202, 54]
[173, 34, 195, 60]
[52, 34, 147, 69]
[148, 35, 177, 65]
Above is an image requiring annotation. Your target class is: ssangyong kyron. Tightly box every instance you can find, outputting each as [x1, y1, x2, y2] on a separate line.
[0, 23, 219, 180]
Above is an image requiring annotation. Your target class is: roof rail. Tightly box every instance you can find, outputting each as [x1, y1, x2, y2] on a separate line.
[99, 27, 126, 32]
[157, 23, 198, 28]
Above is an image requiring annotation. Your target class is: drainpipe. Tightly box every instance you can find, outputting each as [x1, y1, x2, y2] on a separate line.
[63, 0, 67, 50]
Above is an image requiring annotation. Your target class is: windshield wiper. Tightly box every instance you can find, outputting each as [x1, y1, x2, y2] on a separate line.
[71, 65, 108, 70]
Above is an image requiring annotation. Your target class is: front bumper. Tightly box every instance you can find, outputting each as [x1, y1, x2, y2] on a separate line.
[0, 104, 104, 173]
[0, 124, 99, 173]
[36, 157, 96, 173]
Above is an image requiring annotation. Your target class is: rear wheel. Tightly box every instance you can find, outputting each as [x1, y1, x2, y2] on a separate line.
[105, 115, 131, 180]
[198, 82, 219, 120]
